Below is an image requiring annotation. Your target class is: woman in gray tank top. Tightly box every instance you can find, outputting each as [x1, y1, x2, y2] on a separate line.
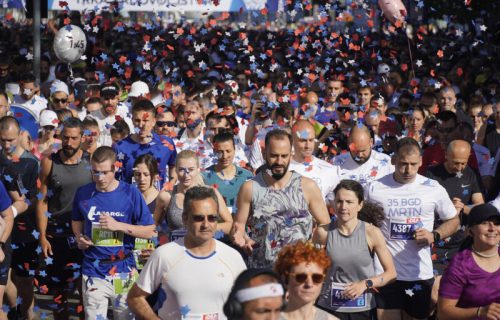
[153, 150, 234, 242]
[275, 241, 339, 320]
[316, 180, 397, 320]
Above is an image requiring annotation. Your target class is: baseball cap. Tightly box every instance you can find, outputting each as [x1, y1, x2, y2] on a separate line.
[128, 81, 149, 98]
[468, 204, 500, 227]
[39, 109, 59, 127]
[50, 80, 69, 96]
[100, 82, 119, 98]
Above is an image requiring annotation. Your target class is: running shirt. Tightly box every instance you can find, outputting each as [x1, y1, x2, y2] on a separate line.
[114, 133, 177, 188]
[289, 156, 339, 201]
[135, 238, 246, 320]
[425, 164, 482, 226]
[72, 181, 154, 279]
[248, 171, 312, 268]
[439, 248, 500, 308]
[202, 165, 253, 212]
[332, 150, 394, 188]
[365, 174, 457, 281]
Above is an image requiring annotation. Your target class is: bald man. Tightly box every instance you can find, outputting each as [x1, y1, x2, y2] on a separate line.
[425, 139, 484, 274]
[332, 124, 394, 188]
[298, 91, 319, 118]
[289, 120, 339, 202]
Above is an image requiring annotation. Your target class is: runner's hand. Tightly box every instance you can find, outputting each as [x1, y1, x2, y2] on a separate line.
[414, 228, 433, 246]
[39, 236, 53, 257]
[99, 215, 121, 231]
[76, 234, 93, 250]
[231, 222, 247, 247]
[344, 281, 366, 300]
[452, 197, 465, 212]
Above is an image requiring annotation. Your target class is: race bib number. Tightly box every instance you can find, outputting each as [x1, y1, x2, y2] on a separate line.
[390, 217, 422, 240]
[330, 283, 366, 308]
[92, 224, 124, 247]
[170, 229, 187, 242]
[113, 271, 139, 295]
[134, 238, 155, 250]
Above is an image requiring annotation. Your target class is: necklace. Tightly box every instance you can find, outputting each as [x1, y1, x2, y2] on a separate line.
[472, 246, 499, 258]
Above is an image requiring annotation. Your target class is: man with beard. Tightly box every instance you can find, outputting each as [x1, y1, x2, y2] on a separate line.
[89, 82, 133, 146]
[12, 73, 48, 122]
[0, 116, 38, 319]
[231, 129, 330, 269]
[36, 117, 92, 319]
[332, 125, 395, 188]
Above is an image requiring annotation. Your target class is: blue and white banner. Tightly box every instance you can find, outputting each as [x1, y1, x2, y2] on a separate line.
[48, 0, 246, 12]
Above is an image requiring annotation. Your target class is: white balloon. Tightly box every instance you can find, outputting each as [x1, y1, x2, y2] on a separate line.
[53, 25, 87, 63]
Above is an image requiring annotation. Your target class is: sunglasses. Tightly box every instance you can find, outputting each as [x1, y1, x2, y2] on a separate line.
[289, 272, 325, 285]
[43, 125, 56, 131]
[53, 98, 68, 104]
[157, 121, 177, 127]
[192, 214, 218, 223]
[337, 107, 351, 113]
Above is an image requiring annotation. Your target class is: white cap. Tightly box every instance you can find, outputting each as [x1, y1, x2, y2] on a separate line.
[39, 109, 59, 127]
[377, 63, 390, 75]
[150, 93, 165, 107]
[50, 80, 69, 96]
[128, 81, 149, 98]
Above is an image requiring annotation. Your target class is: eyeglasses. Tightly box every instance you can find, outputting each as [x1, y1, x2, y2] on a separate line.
[191, 214, 218, 223]
[43, 125, 56, 131]
[156, 121, 177, 127]
[53, 98, 68, 104]
[289, 272, 325, 285]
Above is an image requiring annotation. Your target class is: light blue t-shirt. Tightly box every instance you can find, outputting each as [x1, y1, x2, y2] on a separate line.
[202, 165, 253, 211]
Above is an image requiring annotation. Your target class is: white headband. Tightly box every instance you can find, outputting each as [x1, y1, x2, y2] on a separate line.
[236, 283, 284, 303]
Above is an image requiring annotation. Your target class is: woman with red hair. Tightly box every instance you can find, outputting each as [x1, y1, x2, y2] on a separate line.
[274, 241, 338, 320]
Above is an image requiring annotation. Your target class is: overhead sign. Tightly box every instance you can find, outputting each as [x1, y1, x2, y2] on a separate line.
[48, 0, 246, 12]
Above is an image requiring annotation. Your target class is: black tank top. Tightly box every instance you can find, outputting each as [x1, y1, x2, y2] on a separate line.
[47, 151, 92, 236]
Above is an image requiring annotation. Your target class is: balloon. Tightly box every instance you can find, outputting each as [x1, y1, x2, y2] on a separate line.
[53, 25, 87, 63]
[378, 0, 407, 24]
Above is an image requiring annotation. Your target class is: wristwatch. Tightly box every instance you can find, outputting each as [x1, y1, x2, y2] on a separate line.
[432, 231, 441, 244]
[365, 279, 374, 290]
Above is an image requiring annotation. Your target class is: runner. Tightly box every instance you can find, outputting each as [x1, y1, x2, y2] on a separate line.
[365, 137, 460, 320]
[127, 186, 247, 319]
[71, 146, 156, 319]
[232, 129, 331, 268]
[36, 117, 92, 320]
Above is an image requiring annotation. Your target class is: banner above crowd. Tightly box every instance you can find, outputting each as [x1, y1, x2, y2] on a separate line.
[47, 0, 248, 12]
